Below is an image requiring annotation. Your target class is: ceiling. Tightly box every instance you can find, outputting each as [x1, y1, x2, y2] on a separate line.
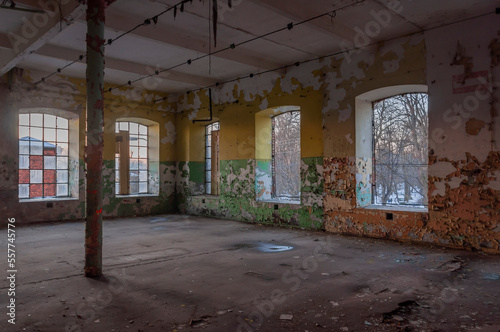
[0, 0, 498, 94]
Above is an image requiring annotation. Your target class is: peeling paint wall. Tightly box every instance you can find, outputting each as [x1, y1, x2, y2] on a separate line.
[175, 73, 325, 230]
[0, 68, 177, 223]
[0, 15, 497, 253]
[175, 16, 498, 254]
[425, 15, 500, 252]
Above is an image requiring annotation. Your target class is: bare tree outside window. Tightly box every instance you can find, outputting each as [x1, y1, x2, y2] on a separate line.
[272, 111, 300, 201]
[373, 93, 428, 207]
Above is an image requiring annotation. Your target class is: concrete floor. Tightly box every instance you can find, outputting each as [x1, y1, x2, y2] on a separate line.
[1, 215, 499, 332]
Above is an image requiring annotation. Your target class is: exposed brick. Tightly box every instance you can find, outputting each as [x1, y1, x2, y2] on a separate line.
[19, 170, 30, 184]
[30, 184, 43, 198]
[44, 148, 56, 156]
[44, 184, 56, 197]
[44, 170, 56, 184]
[30, 155, 43, 170]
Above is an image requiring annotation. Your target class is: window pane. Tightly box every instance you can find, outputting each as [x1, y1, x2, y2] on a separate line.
[273, 112, 300, 200]
[30, 170, 43, 183]
[56, 184, 68, 196]
[129, 122, 138, 134]
[19, 170, 29, 184]
[30, 155, 43, 170]
[19, 126, 29, 139]
[30, 184, 43, 198]
[31, 127, 43, 140]
[19, 140, 30, 154]
[19, 155, 29, 169]
[205, 183, 211, 194]
[45, 128, 56, 141]
[44, 142, 57, 156]
[57, 117, 68, 129]
[30, 141, 43, 155]
[57, 170, 68, 183]
[138, 138, 147, 147]
[130, 171, 139, 181]
[115, 183, 120, 195]
[57, 157, 68, 169]
[44, 156, 56, 169]
[130, 147, 139, 158]
[130, 159, 138, 170]
[19, 114, 29, 126]
[139, 182, 148, 193]
[129, 135, 139, 146]
[206, 147, 211, 159]
[44, 184, 56, 197]
[31, 114, 43, 126]
[57, 129, 68, 142]
[206, 171, 211, 182]
[139, 147, 147, 158]
[139, 159, 148, 170]
[119, 122, 128, 131]
[115, 122, 119, 133]
[57, 143, 69, 156]
[130, 182, 139, 194]
[139, 171, 148, 181]
[44, 170, 56, 184]
[19, 184, 29, 198]
[139, 125, 147, 135]
[45, 115, 56, 128]
[373, 93, 428, 207]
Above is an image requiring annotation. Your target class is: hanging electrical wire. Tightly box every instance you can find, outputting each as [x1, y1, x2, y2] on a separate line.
[106, 0, 368, 93]
[152, 10, 495, 103]
[33, 0, 211, 86]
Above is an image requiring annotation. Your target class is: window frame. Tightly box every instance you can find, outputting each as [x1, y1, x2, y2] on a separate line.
[115, 121, 151, 196]
[114, 118, 160, 197]
[255, 106, 301, 204]
[271, 111, 301, 201]
[18, 109, 79, 202]
[371, 93, 429, 207]
[205, 121, 220, 195]
[355, 85, 428, 211]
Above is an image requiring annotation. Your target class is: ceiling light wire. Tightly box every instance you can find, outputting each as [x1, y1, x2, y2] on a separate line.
[34, 0, 195, 86]
[108, 3, 360, 93]
[152, 10, 495, 103]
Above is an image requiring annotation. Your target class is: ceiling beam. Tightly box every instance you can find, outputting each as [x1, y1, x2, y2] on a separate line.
[248, 0, 357, 44]
[103, 10, 286, 74]
[35, 44, 219, 87]
[0, 0, 86, 76]
[9, 0, 55, 12]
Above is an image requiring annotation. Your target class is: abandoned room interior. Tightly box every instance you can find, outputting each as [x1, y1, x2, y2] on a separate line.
[0, 0, 499, 331]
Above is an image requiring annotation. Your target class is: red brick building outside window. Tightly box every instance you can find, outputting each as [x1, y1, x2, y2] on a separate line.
[19, 113, 70, 199]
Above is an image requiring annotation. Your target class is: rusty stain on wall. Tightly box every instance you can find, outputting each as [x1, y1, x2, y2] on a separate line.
[465, 118, 486, 135]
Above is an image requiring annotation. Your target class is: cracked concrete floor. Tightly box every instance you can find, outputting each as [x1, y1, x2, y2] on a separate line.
[1, 215, 499, 332]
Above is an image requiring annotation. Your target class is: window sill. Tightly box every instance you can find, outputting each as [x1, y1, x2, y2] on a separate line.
[360, 204, 428, 213]
[257, 199, 301, 205]
[19, 197, 79, 203]
[116, 194, 159, 198]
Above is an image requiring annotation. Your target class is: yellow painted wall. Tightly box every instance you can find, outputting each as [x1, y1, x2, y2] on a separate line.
[322, 38, 426, 158]
[176, 77, 324, 162]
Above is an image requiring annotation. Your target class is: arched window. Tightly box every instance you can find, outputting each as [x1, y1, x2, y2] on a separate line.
[355, 85, 428, 209]
[115, 119, 159, 196]
[255, 106, 301, 203]
[373, 93, 428, 206]
[18, 110, 78, 200]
